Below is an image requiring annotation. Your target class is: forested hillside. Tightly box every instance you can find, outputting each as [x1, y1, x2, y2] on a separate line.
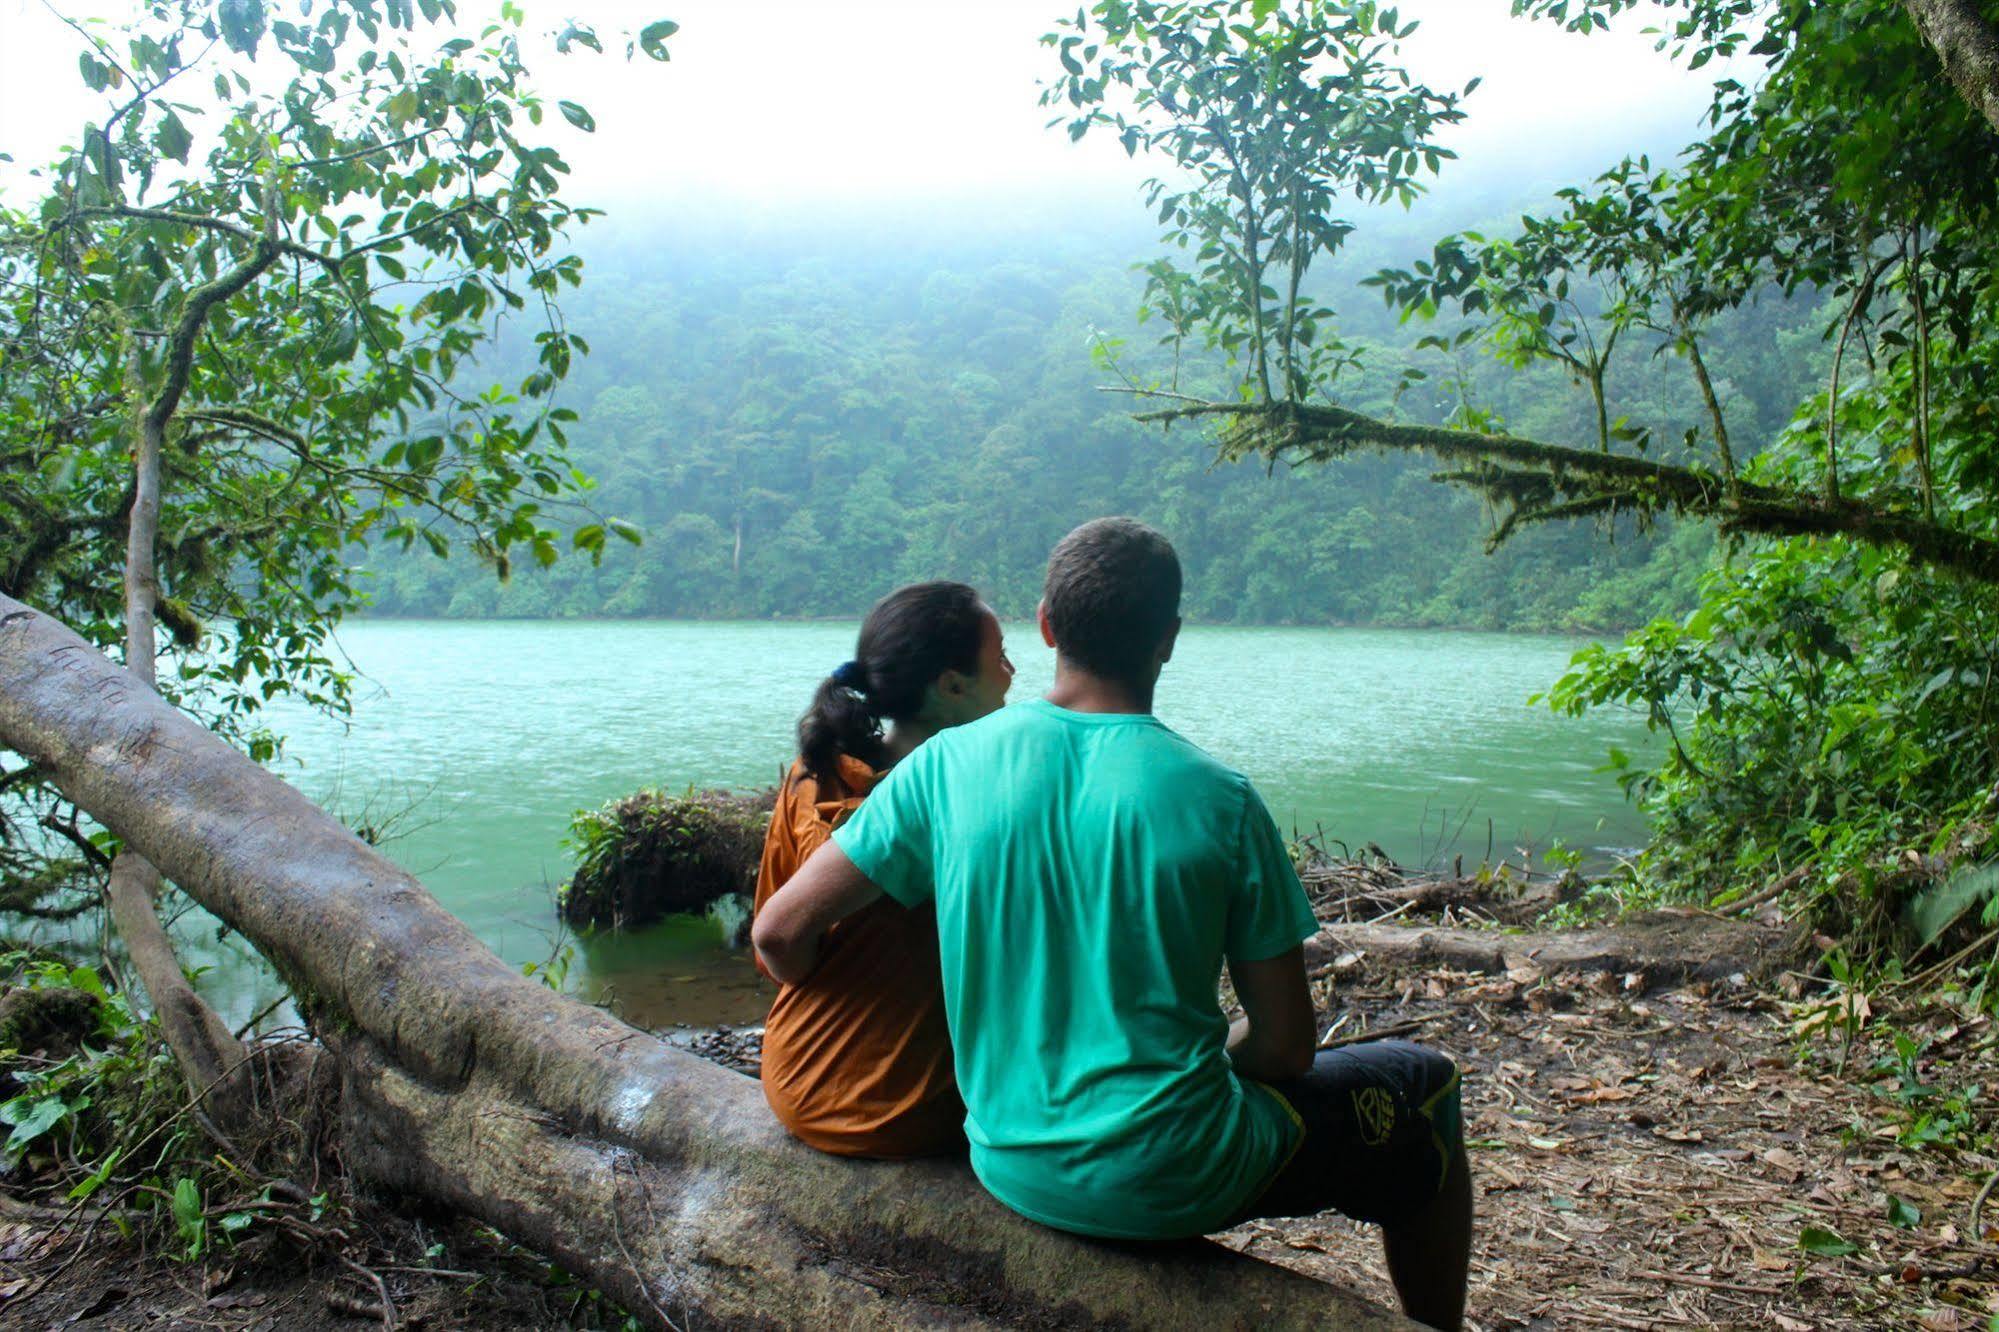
[361, 207, 1821, 628]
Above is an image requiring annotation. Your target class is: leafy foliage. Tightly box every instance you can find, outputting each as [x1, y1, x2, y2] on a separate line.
[0, 0, 667, 909]
[355, 222, 1820, 627]
[1042, 0, 1464, 400]
[1072, 0, 1999, 965]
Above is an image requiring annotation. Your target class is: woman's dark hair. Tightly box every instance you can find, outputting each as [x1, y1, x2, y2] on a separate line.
[798, 581, 987, 789]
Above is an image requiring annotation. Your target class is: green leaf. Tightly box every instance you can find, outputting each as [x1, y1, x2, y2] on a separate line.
[172, 1175, 206, 1258]
[385, 89, 419, 127]
[406, 435, 444, 469]
[1, 1096, 68, 1157]
[1798, 1226, 1858, 1258]
[77, 53, 112, 92]
[153, 112, 193, 164]
[172, 1177, 202, 1228]
[558, 101, 595, 133]
[217, 0, 266, 57]
[68, 1147, 124, 1201]
[1908, 862, 1999, 949]
[638, 19, 678, 61]
[1885, 1195, 1920, 1229]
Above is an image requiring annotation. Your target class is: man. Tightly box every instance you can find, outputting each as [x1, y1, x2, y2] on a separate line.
[754, 517, 1471, 1330]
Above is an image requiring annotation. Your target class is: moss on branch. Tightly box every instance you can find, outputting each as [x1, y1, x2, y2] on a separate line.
[1139, 399, 1999, 583]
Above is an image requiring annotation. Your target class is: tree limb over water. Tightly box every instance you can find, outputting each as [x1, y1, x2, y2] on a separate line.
[1135, 398, 1999, 584]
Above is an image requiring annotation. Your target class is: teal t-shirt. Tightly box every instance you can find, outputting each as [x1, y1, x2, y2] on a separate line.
[832, 698, 1319, 1239]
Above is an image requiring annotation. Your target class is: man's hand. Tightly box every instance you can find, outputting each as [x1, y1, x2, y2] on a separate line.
[751, 840, 884, 984]
[1226, 945, 1316, 1082]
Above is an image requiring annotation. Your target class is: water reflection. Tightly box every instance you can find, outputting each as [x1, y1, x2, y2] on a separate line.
[572, 914, 773, 1029]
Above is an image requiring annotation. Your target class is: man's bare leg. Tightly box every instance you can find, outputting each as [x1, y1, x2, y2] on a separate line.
[1381, 1147, 1472, 1331]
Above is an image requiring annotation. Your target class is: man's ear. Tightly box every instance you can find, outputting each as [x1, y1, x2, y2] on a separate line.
[1157, 616, 1182, 666]
[1037, 600, 1056, 649]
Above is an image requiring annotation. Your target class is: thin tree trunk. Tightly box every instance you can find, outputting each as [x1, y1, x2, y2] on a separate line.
[1590, 364, 1611, 454]
[1823, 252, 1896, 504]
[1907, 233, 1938, 519]
[0, 592, 1414, 1331]
[107, 343, 250, 1123]
[1902, 0, 1999, 137]
[1681, 320, 1738, 494]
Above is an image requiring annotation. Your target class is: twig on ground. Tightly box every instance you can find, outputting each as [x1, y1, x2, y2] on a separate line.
[1973, 1167, 1998, 1243]
[1318, 1012, 1448, 1051]
[1635, 1269, 1786, 1297]
[337, 1255, 396, 1330]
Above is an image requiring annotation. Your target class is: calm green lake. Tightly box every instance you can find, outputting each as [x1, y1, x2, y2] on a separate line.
[106, 620, 1653, 1031]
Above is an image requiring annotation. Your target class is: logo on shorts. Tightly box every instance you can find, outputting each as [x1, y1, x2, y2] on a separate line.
[1353, 1086, 1395, 1146]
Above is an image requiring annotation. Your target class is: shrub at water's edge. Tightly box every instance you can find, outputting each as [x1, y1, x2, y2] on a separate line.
[561, 790, 774, 934]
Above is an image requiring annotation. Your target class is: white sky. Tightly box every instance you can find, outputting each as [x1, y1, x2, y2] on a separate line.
[0, 0, 1726, 222]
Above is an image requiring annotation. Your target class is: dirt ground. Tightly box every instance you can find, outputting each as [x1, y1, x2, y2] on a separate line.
[1229, 927, 1998, 1329]
[3, 872, 1994, 1330]
[0, 1199, 640, 1329]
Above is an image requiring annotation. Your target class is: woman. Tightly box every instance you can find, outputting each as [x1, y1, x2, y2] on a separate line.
[752, 581, 1013, 1157]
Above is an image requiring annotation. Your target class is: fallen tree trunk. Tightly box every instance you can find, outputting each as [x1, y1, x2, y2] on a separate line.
[0, 593, 1412, 1330]
[1303, 911, 1795, 991]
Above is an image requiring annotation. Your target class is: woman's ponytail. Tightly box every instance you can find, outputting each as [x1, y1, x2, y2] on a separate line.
[798, 670, 887, 791]
[795, 581, 985, 790]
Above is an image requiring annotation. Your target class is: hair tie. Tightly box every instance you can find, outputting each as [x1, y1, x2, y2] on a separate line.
[831, 660, 865, 691]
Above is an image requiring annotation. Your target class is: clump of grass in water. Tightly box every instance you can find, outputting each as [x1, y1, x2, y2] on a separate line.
[561, 787, 773, 932]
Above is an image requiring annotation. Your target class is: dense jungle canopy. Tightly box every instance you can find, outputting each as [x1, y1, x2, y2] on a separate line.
[352, 217, 1804, 628]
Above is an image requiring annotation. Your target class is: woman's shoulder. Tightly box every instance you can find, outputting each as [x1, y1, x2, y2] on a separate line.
[782, 754, 881, 817]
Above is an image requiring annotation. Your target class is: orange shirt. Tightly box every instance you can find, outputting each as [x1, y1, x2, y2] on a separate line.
[752, 755, 963, 1157]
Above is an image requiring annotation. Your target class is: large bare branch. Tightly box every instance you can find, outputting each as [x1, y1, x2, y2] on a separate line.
[1902, 0, 1999, 137]
[0, 592, 1414, 1331]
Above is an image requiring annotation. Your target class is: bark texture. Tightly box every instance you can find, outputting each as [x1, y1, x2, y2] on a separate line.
[1303, 912, 1794, 991]
[103, 854, 249, 1117]
[1903, 0, 1999, 138]
[0, 592, 1412, 1331]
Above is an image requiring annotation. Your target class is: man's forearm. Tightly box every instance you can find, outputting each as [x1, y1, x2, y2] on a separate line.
[750, 840, 884, 986]
[1227, 1016, 1313, 1083]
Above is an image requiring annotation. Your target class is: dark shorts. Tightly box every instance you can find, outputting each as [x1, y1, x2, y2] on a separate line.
[1237, 1039, 1464, 1230]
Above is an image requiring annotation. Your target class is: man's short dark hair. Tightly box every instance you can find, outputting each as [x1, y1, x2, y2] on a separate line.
[1043, 517, 1181, 683]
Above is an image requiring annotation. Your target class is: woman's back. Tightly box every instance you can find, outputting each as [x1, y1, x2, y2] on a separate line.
[753, 754, 963, 1157]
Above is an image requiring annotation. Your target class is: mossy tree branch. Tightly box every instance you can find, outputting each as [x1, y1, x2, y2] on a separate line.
[1902, 0, 1999, 137]
[1136, 398, 1999, 582]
